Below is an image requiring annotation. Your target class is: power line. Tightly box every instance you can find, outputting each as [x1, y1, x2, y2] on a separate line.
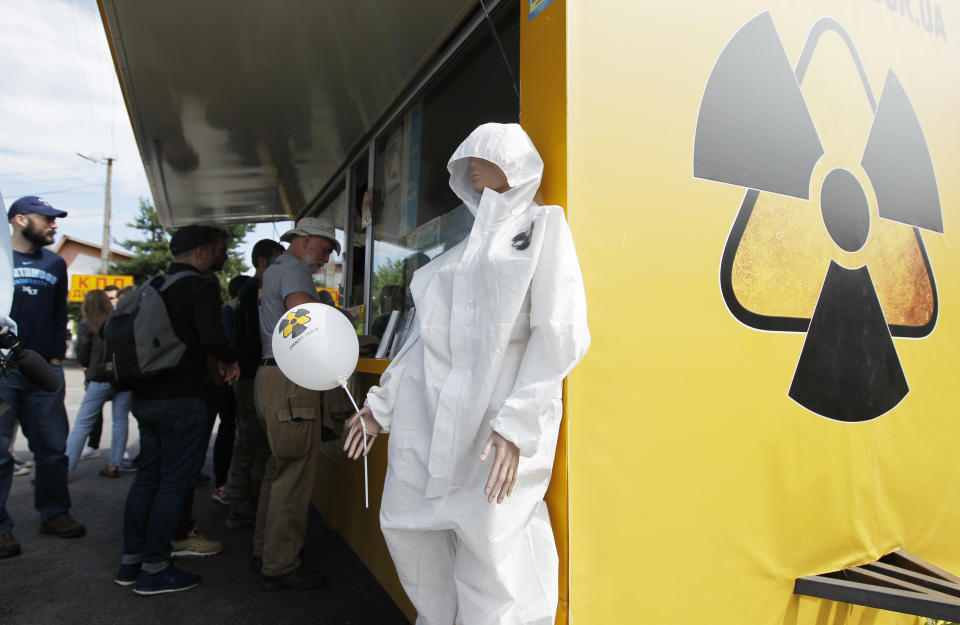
[8, 183, 102, 196]
[0, 164, 91, 179]
[1, 165, 103, 189]
[68, 0, 102, 145]
[84, 0, 115, 154]
[59, 213, 111, 220]
[90, 0, 119, 157]
[0, 173, 100, 186]
[110, 59, 117, 156]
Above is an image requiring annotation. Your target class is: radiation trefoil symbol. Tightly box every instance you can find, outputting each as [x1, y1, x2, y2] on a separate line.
[693, 13, 943, 422]
[278, 308, 312, 339]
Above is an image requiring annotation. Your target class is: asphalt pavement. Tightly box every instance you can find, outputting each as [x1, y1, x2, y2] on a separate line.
[1, 361, 408, 625]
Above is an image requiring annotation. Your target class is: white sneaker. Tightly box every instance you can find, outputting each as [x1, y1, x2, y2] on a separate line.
[170, 529, 223, 558]
[80, 446, 101, 460]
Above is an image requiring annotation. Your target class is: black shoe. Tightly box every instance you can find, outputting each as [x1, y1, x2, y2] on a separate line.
[260, 566, 326, 591]
[132, 564, 201, 596]
[226, 512, 255, 529]
[39, 513, 86, 538]
[115, 562, 142, 586]
[252, 549, 303, 573]
[0, 530, 21, 558]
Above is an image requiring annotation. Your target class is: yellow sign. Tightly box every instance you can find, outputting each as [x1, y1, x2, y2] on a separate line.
[316, 286, 340, 307]
[68, 274, 134, 303]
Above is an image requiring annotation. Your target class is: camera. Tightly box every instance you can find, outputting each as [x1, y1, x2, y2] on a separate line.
[0, 326, 59, 393]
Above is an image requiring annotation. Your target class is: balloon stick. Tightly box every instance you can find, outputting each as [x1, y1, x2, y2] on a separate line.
[340, 379, 368, 509]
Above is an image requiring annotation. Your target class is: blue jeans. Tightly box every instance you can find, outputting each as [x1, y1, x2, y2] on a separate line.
[0, 366, 70, 532]
[65, 381, 131, 470]
[122, 397, 205, 570]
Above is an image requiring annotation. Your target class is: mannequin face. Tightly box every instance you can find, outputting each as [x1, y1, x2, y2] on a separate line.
[468, 158, 509, 194]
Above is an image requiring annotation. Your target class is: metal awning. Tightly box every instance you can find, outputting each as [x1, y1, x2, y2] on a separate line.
[795, 550, 960, 621]
[99, 0, 474, 227]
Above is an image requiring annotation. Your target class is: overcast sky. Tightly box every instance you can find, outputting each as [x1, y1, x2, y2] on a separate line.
[0, 0, 287, 274]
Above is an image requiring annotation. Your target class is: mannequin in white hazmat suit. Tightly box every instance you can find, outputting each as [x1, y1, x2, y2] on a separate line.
[345, 123, 590, 625]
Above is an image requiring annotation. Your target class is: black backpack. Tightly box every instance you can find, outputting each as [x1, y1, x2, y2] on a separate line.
[101, 272, 193, 389]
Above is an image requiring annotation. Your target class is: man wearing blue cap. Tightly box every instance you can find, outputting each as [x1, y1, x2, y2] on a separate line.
[0, 196, 84, 560]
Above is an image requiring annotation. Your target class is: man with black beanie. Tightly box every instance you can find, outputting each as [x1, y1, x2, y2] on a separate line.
[115, 224, 239, 595]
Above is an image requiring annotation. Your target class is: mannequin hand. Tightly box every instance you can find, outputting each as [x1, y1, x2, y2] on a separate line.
[480, 432, 519, 504]
[344, 407, 381, 460]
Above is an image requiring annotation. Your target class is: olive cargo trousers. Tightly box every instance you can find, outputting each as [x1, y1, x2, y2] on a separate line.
[252, 364, 324, 576]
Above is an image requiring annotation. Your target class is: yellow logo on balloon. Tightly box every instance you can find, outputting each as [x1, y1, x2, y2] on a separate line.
[278, 309, 311, 339]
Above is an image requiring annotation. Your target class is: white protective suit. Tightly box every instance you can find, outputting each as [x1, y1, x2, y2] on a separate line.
[0, 189, 13, 316]
[365, 123, 590, 625]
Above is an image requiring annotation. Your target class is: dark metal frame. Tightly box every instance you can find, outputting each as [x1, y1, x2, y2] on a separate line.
[305, 0, 517, 335]
[303, 0, 508, 219]
[795, 550, 960, 621]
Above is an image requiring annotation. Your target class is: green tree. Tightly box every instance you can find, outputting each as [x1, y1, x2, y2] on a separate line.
[111, 198, 254, 299]
[371, 257, 405, 316]
[67, 301, 82, 330]
[111, 199, 173, 283]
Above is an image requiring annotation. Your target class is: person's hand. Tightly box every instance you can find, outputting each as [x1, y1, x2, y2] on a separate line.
[344, 406, 381, 460]
[219, 361, 240, 385]
[480, 431, 519, 504]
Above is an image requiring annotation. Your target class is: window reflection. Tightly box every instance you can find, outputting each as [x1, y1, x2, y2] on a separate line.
[309, 186, 346, 306]
[367, 12, 518, 356]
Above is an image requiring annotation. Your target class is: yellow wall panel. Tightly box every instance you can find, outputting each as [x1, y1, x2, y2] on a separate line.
[310, 377, 418, 623]
[521, 1, 569, 623]
[565, 1, 959, 623]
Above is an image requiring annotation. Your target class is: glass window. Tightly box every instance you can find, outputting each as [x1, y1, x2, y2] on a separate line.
[346, 157, 370, 333]
[367, 12, 519, 355]
[309, 184, 346, 306]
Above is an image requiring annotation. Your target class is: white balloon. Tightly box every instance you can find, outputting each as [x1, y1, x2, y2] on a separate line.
[271, 302, 359, 390]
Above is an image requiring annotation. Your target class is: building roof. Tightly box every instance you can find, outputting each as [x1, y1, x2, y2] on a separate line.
[53, 235, 134, 262]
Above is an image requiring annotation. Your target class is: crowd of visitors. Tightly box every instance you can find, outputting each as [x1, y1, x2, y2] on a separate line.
[1, 124, 590, 625]
[0, 197, 344, 596]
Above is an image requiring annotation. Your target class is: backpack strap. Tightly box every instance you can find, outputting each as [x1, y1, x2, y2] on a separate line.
[103, 270, 200, 332]
[151, 270, 202, 293]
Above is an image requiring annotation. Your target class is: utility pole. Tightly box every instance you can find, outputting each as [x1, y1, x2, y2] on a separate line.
[101, 157, 114, 274]
[77, 153, 115, 273]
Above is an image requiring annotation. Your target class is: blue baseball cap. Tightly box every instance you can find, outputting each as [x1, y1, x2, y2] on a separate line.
[7, 196, 68, 220]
